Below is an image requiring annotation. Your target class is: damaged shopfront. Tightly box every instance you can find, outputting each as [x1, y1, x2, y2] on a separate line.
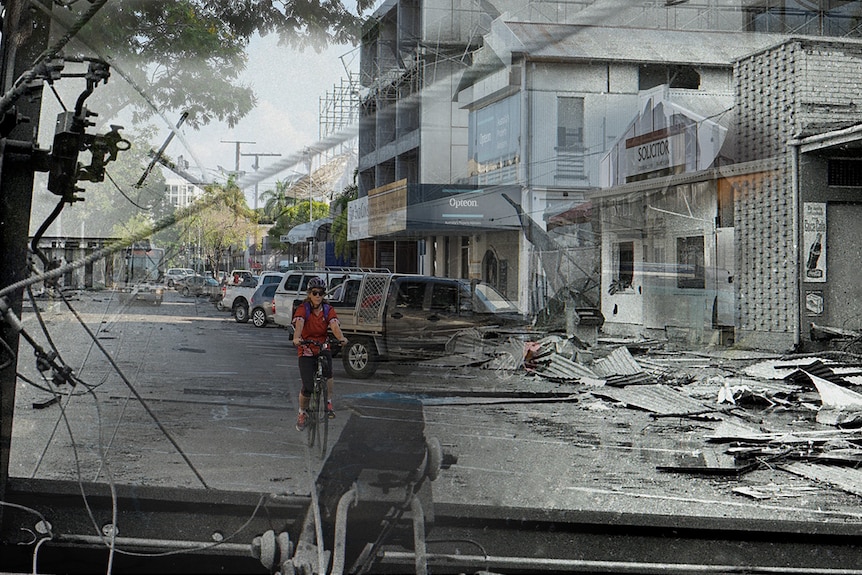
[594, 87, 738, 347]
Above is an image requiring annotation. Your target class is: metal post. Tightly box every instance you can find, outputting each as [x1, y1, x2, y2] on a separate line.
[0, 0, 52, 526]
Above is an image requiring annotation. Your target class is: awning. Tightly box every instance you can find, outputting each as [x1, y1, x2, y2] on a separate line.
[285, 217, 333, 244]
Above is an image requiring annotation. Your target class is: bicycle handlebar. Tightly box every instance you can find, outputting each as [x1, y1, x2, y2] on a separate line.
[295, 335, 346, 348]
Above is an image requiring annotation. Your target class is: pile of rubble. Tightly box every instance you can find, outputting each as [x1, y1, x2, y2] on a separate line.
[470, 333, 862, 499]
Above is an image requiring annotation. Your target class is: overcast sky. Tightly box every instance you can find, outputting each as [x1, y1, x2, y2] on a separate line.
[167, 33, 361, 203]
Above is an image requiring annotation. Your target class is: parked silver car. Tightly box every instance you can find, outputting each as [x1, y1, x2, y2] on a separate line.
[165, 267, 194, 288]
[248, 282, 279, 328]
[177, 274, 220, 298]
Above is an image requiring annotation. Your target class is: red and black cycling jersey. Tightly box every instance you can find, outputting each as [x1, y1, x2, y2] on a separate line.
[292, 302, 339, 356]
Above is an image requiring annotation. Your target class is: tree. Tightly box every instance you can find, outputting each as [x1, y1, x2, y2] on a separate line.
[259, 179, 295, 223]
[188, 182, 259, 276]
[267, 200, 329, 251]
[67, 0, 374, 129]
[331, 183, 357, 261]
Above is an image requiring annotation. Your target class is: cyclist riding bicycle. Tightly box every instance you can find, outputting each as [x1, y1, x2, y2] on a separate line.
[292, 276, 348, 431]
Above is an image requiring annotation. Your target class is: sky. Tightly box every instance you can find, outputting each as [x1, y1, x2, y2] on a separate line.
[164, 33, 362, 206]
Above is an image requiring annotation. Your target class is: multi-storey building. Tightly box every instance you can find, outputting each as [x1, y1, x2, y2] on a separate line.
[351, 0, 862, 328]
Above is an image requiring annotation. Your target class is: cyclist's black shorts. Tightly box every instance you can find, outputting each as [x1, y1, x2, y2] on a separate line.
[298, 350, 333, 397]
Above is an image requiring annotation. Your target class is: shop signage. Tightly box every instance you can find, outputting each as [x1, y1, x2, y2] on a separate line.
[803, 202, 826, 282]
[368, 179, 407, 236]
[624, 125, 687, 180]
[347, 195, 369, 241]
[409, 186, 521, 230]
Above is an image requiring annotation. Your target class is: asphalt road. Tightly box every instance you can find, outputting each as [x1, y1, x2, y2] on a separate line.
[8, 288, 862, 571]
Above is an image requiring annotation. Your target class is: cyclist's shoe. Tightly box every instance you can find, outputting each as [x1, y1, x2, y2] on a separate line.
[326, 401, 336, 419]
[295, 411, 308, 431]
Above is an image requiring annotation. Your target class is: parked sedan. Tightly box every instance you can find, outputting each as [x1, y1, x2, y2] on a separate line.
[177, 275, 220, 298]
[248, 283, 279, 328]
[165, 267, 194, 288]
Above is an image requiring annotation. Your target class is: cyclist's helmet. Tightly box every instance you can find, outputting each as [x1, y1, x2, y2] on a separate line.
[307, 276, 327, 291]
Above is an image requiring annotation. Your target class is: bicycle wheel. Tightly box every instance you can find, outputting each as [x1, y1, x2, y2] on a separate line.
[306, 385, 319, 450]
[314, 374, 329, 459]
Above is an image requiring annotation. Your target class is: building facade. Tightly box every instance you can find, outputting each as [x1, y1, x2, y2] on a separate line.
[351, 0, 862, 323]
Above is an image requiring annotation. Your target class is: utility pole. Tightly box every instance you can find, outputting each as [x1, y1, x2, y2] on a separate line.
[240, 151, 281, 211]
[241, 151, 281, 273]
[0, 0, 52, 520]
[220, 139, 255, 175]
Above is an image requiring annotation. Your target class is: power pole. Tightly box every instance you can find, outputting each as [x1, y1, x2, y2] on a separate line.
[220, 139, 255, 175]
[240, 151, 281, 211]
[0, 0, 52, 520]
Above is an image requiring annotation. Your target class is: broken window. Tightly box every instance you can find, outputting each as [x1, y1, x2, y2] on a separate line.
[615, 241, 634, 290]
[677, 235, 706, 289]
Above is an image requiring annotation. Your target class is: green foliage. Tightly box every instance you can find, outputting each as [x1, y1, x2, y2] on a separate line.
[185, 182, 258, 274]
[267, 200, 329, 249]
[331, 184, 357, 260]
[76, 0, 374, 129]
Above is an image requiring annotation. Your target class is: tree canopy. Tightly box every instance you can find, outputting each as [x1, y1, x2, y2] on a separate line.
[70, 0, 374, 129]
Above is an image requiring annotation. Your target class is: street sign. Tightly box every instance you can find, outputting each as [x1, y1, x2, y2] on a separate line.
[280, 235, 290, 243]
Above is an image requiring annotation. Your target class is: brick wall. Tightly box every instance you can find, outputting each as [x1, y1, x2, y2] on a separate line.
[733, 38, 862, 351]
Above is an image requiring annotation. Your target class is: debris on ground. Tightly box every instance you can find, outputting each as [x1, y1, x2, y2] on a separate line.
[453, 328, 862, 499]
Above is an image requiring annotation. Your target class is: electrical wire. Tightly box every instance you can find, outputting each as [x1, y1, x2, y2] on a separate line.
[0, 0, 108, 116]
[55, 289, 211, 489]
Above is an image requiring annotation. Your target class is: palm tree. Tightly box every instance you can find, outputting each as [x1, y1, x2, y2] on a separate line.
[260, 179, 293, 222]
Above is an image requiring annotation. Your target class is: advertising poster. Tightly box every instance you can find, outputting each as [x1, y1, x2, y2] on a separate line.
[803, 202, 826, 282]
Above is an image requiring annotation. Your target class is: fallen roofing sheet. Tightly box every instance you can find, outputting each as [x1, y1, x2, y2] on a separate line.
[804, 370, 862, 410]
[590, 383, 716, 416]
[780, 461, 862, 497]
[592, 346, 643, 377]
[657, 447, 759, 476]
[536, 353, 600, 382]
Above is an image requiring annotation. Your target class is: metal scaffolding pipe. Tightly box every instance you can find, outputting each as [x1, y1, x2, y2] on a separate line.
[54, 533, 252, 555]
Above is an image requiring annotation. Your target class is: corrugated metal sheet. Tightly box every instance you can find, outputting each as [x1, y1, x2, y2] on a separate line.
[592, 346, 642, 377]
[591, 384, 714, 416]
[780, 462, 862, 498]
[536, 354, 600, 382]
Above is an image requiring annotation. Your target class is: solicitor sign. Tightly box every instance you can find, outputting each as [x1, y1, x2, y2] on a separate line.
[624, 125, 687, 181]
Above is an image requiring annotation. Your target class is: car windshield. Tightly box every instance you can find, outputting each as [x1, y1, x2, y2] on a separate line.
[473, 283, 520, 314]
[4, 1, 861, 573]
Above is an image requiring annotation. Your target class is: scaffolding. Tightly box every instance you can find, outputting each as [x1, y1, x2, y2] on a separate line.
[319, 73, 360, 142]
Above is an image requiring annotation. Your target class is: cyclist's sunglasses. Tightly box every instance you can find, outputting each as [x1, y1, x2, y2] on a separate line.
[309, 289, 325, 296]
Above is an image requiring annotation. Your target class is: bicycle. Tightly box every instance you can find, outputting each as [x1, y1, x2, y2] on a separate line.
[297, 337, 338, 458]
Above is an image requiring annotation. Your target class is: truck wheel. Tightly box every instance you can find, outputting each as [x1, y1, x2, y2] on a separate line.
[251, 308, 267, 328]
[342, 337, 378, 379]
[234, 301, 249, 323]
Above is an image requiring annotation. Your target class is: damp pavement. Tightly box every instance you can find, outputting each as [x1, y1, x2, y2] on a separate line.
[8, 289, 862, 530]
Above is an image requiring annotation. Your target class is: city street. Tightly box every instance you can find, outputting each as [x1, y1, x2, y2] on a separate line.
[7, 289, 862, 572]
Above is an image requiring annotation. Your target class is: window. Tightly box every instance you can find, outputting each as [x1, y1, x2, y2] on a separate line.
[677, 236, 705, 289]
[430, 283, 459, 311]
[828, 159, 862, 187]
[612, 241, 634, 292]
[283, 274, 301, 291]
[557, 96, 584, 149]
[396, 281, 425, 309]
[639, 64, 700, 90]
